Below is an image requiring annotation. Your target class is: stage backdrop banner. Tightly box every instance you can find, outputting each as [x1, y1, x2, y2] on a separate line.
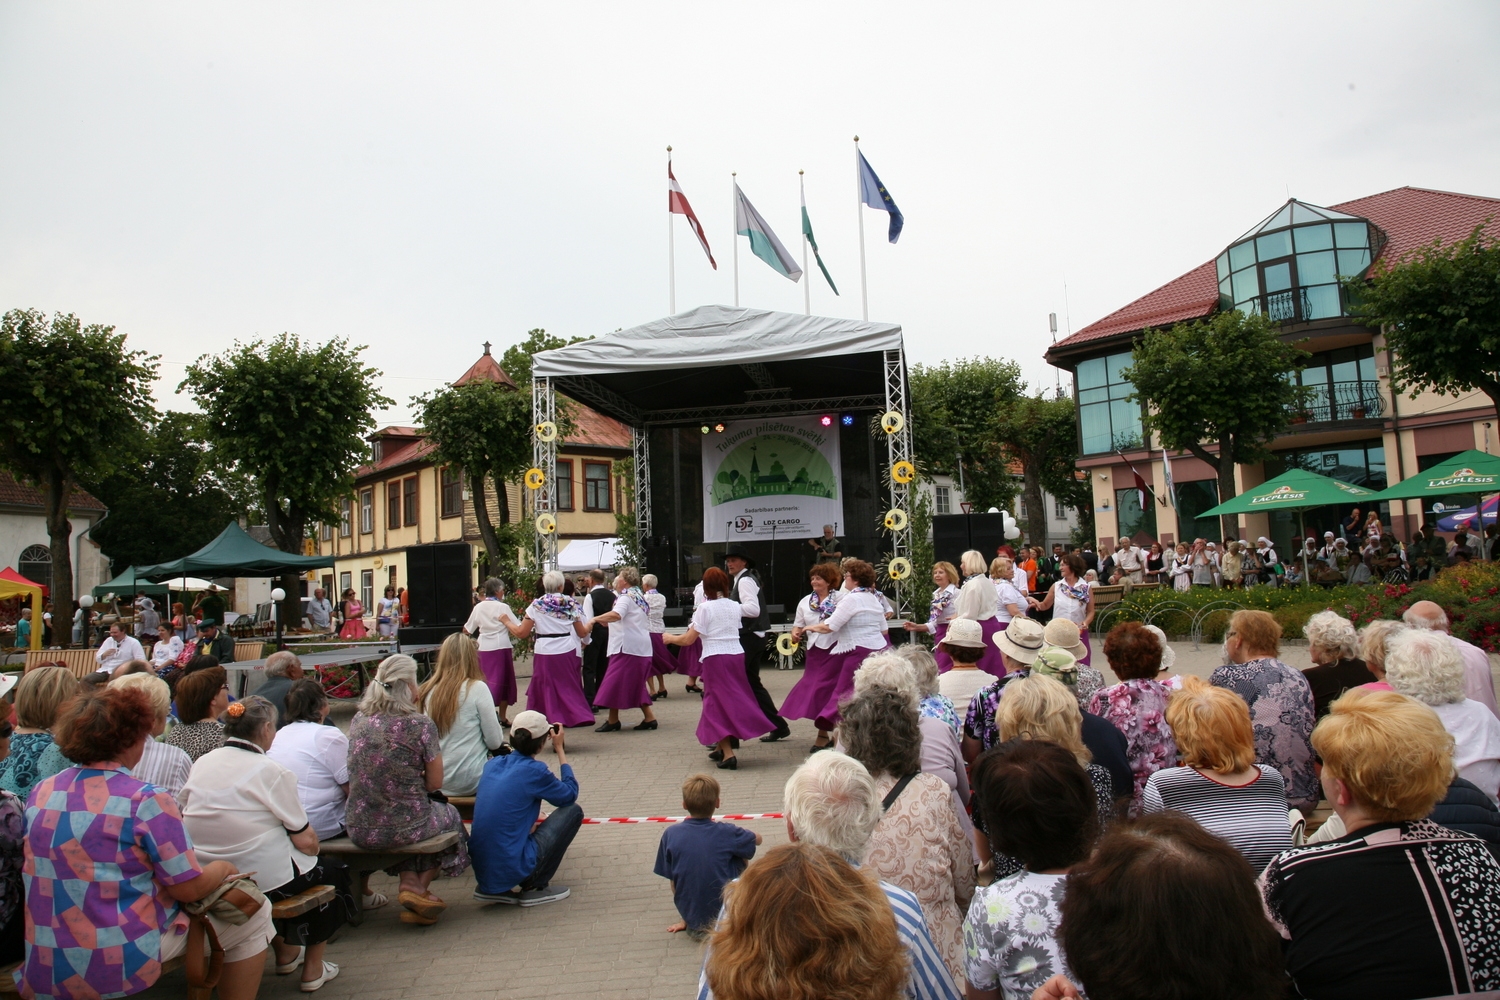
[702, 417, 843, 543]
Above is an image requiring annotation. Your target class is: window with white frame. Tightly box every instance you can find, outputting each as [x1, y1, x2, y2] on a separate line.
[1054, 498, 1067, 519]
[339, 498, 351, 537]
[934, 485, 951, 515]
[360, 489, 373, 534]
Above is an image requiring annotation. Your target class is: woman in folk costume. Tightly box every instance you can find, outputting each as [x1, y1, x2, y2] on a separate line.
[804, 559, 891, 737]
[902, 561, 961, 671]
[954, 574, 1008, 678]
[504, 571, 594, 727]
[463, 576, 518, 726]
[590, 567, 660, 734]
[1027, 552, 1096, 664]
[642, 574, 675, 700]
[779, 562, 845, 753]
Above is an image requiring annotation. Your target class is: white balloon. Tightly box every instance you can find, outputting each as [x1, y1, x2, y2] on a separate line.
[1004, 525, 1021, 540]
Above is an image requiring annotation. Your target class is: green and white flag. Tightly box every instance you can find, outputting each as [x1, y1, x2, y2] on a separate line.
[734, 183, 803, 282]
[801, 184, 838, 295]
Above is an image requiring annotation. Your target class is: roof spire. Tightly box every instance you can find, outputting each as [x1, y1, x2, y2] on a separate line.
[482, 340, 492, 355]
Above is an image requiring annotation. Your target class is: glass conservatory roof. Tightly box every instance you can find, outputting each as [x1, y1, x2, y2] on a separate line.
[1231, 200, 1365, 245]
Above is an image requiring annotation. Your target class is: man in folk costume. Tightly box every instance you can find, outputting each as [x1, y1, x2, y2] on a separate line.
[723, 545, 790, 742]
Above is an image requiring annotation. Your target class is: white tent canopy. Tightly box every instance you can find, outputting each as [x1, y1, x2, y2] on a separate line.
[532, 305, 903, 379]
[556, 538, 622, 573]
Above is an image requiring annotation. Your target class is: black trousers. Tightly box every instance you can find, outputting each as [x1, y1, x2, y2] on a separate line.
[739, 631, 787, 733]
[582, 638, 609, 704]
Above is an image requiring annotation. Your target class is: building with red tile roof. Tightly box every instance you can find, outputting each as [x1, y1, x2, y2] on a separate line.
[1043, 186, 1499, 557]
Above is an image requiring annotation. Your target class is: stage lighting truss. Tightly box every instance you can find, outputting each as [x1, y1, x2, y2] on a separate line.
[532, 378, 559, 568]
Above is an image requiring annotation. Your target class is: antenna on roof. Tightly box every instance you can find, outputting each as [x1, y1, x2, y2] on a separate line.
[1049, 313, 1061, 397]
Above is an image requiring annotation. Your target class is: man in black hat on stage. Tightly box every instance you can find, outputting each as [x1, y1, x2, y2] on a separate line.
[724, 545, 790, 742]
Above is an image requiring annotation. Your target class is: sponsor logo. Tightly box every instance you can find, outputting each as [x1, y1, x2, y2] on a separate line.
[734, 516, 755, 533]
[1427, 468, 1497, 489]
[1251, 485, 1307, 505]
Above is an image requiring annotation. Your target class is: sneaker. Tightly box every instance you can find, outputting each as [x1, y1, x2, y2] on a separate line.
[473, 889, 524, 905]
[517, 885, 570, 907]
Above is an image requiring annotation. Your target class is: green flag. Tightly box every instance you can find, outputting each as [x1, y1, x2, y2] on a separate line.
[801, 184, 838, 295]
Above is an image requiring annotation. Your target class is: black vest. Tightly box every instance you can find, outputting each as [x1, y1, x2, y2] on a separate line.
[588, 587, 615, 639]
[731, 570, 769, 635]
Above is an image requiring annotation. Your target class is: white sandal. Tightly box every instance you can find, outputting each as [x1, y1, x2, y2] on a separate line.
[300, 962, 340, 992]
[275, 945, 306, 975]
[363, 890, 390, 910]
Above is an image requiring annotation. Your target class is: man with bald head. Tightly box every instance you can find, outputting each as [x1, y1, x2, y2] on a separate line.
[257, 650, 306, 726]
[1403, 600, 1498, 718]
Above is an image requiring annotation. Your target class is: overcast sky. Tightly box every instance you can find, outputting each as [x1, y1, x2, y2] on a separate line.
[3, 2, 1497, 425]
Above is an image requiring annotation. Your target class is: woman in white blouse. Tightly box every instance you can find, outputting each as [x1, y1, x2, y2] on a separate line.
[954, 573, 1007, 678]
[1028, 551, 1096, 664]
[150, 629, 184, 671]
[588, 567, 660, 734]
[463, 577, 518, 726]
[505, 571, 594, 728]
[989, 556, 1028, 624]
[805, 559, 891, 733]
[418, 632, 505, 795]
[182, 696, 343, 991]
[642, 573, 674, 700]
[780, 563, 844, 752]
[663, 568, 773, 769]
[902, 561, 961, 671]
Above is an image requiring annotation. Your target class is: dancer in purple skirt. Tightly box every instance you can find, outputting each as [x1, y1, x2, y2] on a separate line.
[643, 574, 675, 701]
[663, 568, 771, 770]
[679, 580, 706, 695]
[464, 576, 519, 726]
[954, 573, 1008, 678]
[779, 563, 844, 752]
[504, 571, 594, 728]
[804, 559, 890, 737]
[903, 561, 961, 671]
[588, 567, 659, 733]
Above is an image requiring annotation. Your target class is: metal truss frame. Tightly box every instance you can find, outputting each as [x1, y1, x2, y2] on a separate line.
[531, 376, 559, 569]
[632, 425, 651, 547]
[883, 348, 915, 619]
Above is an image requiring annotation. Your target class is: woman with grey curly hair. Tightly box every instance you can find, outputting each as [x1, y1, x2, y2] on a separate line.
[345, 655, 471, 925]
[1301, 610, 1376, 719]
[838, 686, 974, 982]
[1386, 629, 1500, 801]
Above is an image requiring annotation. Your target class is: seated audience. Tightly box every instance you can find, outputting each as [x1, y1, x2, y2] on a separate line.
[255, 650, 306, 725]
[151, 627, 184, 671]
[110, 673, 192, 799]
[897, 644, 961, 741]
[470, 710, 581, 907]
[1036, 812, 1287, 1000]
[654, 773, 760, 938]
[346, 655, 471, 925]
[419, 633, 505, 796]
[1144, 676, 1292, 871]
[1301, 611, 1375, 718]
[1041, 619, 1105, 707]
[181, 696, 344, 992]
[935, 618, 995, 711]
[164, 664, 228, 761]
[0, 666, 80, 799]
[1385, 627, 1500, 801]
[91, 622, 145, 683]
[1428, 775, 1500, 848]
[1088, 622, 1178, 811]
[1403, 600, 1498, 716]
[704, 842, 906, 1000]
[1357, 619, 1404, 690]
[1210, 610, 1319, 812]
[964, 739, 1097, 1000]
[20, 685, 274, 1000]
[0, 785, 18, 965]
[1259, 688, 1500, 1000]
[839, 686, 974, 983]
[107, 659, 152, 681]
[692, 751, 960, 1000]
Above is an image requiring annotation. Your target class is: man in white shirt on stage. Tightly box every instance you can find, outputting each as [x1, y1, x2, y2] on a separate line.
[724, 545, 790, 742]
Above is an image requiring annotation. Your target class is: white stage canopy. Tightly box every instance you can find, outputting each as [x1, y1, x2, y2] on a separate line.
[556, 538, 621, 572]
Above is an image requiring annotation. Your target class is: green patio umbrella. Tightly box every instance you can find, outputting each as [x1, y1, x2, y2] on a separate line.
[1364, 449, 1500, 500]
[1201, 469, 1379, 586]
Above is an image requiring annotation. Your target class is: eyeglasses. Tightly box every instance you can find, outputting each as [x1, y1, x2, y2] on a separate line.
[1225, 631, 1238, 639]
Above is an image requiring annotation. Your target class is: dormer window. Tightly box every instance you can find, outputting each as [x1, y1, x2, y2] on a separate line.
[1215, 200, 1382, 323]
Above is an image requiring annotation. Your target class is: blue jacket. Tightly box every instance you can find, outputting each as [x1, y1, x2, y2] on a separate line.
[1430, 777, 1500, 853]
[470, 753, 578, 894]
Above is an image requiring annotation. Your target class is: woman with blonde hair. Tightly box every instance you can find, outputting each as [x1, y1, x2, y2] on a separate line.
[1144, 676, 1293, 871]
[1220, 540, 1244, 589]
[705, 842, 906, 1000]
[954, 574, 1007, 677]
[903, 561, 961, 671]
[0, 666, 81, 799]
[1356, 619, 1404, 690]
[988, 556, 1027, 624]
[1384, 628, 1500, 800]
[1259, 689, 1500, 999]
[419, 633, 504, 796]
[346, 655, 470, 924]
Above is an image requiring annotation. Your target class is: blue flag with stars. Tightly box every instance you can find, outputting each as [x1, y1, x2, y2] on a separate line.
[857, 151, 904, 243]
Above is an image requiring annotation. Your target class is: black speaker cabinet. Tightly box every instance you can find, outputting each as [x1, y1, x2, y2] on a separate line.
[405, 542, 473, 625]
[932, 513, 1009, 569]
[397, 624, 464, 648]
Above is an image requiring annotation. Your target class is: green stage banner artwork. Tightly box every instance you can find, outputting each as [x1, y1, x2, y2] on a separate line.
[702, 417, 843, 543]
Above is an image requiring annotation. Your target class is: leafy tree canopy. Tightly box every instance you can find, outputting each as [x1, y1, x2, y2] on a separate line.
[499, 328, 592, 386]
[1350, 222, 1500, 419]
[993, 393, 1093, 545]
[909, 357, 1026, 512]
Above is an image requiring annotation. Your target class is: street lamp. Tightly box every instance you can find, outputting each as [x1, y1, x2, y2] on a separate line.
[270, 587, 286, 651]
[78, 594, 95, 649]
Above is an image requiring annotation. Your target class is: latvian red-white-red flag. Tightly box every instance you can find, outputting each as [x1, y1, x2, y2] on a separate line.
[669, 164, 717, 270]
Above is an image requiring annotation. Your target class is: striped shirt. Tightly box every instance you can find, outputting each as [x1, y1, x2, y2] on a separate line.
[130, 738, 194, 800]
[696, 878, 961, 1000]
[1142, 765, 1292, 872]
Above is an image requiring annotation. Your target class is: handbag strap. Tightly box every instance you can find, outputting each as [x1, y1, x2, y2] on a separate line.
[882, 773, 918, 811]
[185, 913, 225, 993]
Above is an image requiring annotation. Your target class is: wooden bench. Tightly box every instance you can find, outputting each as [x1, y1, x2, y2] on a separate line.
[1089, 581, 1162, 608]
[234, 640, 267, 663]
[318, 831, 460, 925]
[448, 796, 476, 821]
[23, 649, 97, 677]
[271, 884, 337, 920]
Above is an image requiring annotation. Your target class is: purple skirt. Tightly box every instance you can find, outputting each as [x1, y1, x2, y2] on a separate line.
[679, 637, 703, 678]
[649, 633, 677, 676]
[815, 643, 888, 731]
[932, 622, 953, 673]
[478, 647, 518, 705]
[1077, 627, 1093, 666]
[596, 652, 654, 710]
[780, 645, 841, 723]
[697, 653, 774, 745]
[976, 617, 1008, 680]
[526, 650, 594, 727]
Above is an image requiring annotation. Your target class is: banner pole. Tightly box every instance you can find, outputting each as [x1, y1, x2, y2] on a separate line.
[855, 136, 868, 321]
[800, 170, 810, 316]
[667, 146, 675, 315]
[732, 172, 739, 308]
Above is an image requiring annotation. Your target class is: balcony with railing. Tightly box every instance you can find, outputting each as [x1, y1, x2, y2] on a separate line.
[1294, 380, 1385, 424]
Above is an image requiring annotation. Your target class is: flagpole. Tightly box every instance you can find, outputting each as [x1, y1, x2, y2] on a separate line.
[799, 171, 810, 316]
[732, 172, 739, 308]
[667, 146, 676, 315]
[855, 136, 868, 321]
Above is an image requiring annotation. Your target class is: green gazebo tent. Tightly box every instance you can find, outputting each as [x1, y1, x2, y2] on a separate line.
[1201, 469, 1379, 585]
[137, 522, 333, 579]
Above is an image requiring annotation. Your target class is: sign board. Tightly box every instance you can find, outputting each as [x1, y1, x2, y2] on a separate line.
[701, 417, 843, 543]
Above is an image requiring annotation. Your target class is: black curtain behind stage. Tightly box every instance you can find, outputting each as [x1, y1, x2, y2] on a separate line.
[644, 419, 883, 621]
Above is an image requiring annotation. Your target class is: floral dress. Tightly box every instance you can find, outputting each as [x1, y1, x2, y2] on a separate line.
[0, 732, 71, 800]
[1210, 658, 1319, 810]
[346, 711, 470, 876]
[964, 871, 1074, 999]
[920, 694, 961, 741]
[1087, 679, 1177, 813]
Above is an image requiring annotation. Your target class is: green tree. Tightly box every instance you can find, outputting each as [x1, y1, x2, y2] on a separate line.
[183, 334, 391, 626]
[498, 328, 592, 387]
[87, 412, 248, 573]
[1122, 310, 1307, 539]
[1350, 223, 1500, 420]
[994, 393, 1092, 547]
[909, 358, 1025, 512]
[0, 310, 158, 618]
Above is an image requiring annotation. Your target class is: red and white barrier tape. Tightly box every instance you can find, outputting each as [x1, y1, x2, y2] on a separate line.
[583, 812, 784, 825]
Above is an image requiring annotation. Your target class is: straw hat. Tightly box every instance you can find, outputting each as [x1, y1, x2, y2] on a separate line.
[993, 618, 1045, 664]
[1041, 618, 1087, 659]
[1141, 623, 1176, 671]
[942, 618, 985, 649]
